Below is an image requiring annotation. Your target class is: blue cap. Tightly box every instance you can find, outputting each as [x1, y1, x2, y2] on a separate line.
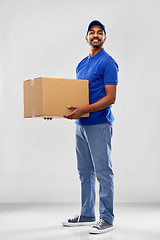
[87, 20, 106, 35]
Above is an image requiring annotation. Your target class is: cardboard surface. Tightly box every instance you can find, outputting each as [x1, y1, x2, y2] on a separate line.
[24, 77, 89, 118]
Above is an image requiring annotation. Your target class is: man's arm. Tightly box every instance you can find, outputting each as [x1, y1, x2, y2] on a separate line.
[64, 85, 117, 119]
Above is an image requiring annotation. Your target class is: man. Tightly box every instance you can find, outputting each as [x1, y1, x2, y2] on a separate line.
[62, 20, 119, 234]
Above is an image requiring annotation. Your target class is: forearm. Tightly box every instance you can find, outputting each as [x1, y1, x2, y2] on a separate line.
[82, 95, 116, 114]
[64, 85, 117, 119]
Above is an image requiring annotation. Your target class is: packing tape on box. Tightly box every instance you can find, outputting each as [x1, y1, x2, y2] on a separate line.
[31, 79, 35, 86]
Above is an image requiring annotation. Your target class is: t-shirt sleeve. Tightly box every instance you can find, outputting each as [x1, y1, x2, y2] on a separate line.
[103, 60, 119, 85]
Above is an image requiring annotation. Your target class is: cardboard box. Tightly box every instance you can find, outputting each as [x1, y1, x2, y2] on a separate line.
[24, 77, 89, 118]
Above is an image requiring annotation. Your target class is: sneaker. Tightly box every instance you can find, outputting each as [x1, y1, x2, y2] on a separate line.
[90, 219, 113, 234]
[62, 214, 96, 227]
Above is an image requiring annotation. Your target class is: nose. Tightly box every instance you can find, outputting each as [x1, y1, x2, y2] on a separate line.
[93, 31, 98, 37]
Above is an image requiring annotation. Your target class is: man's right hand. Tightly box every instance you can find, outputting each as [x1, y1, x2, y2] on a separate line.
[44, 118, 53, 120]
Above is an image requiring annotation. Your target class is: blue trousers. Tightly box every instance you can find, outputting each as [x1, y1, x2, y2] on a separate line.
[76, 123, 114, 225]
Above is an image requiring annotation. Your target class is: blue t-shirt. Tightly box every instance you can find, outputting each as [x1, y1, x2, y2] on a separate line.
[76, 48, 119, 125]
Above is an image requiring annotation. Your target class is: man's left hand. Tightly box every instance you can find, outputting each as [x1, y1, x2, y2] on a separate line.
[64, 106, 85, 119]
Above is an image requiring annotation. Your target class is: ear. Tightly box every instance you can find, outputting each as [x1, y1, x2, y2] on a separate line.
[85, 35, 88, 43]
[104, 35, 107, 42]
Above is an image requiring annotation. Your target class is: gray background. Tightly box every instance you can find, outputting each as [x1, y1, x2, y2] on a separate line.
[0, 0, 160, 203]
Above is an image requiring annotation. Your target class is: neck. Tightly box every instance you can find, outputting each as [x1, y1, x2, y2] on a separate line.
[90, 47, 103, 57]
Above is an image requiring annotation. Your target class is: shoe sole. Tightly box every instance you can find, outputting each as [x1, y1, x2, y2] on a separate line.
[62, 221, 96, 227]
[89, 226, 114, 234]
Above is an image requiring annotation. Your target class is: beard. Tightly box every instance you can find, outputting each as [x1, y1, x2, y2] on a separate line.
[89, 37, 104, 49]
[90, 43, 103, 49]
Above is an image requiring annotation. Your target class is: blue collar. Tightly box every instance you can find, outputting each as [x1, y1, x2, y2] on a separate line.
[88, 48, 105, 60]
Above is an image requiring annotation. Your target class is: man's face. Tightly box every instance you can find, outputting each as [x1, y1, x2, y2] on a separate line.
[85, 25, 106, 49]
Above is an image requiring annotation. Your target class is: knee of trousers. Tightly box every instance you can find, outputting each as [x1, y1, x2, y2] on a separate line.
[78, 169, 96, 184]
[96, 168, 114, 183]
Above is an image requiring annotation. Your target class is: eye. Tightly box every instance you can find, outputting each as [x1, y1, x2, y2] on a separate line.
[89, 31, 94, 35]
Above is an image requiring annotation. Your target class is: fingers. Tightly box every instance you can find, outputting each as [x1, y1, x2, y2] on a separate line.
[44, 118, 53, 120]
[67, 106, 77, 110]
[63, 113, 75, 119]
[44, 106, 78, 120]
[64, 106, 78, 119]
[63, 114, 73, 119]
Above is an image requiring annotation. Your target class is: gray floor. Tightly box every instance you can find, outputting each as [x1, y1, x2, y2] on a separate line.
[0, 203, 160, 240]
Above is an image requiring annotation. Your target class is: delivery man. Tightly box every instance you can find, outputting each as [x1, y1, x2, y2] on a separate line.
[45, 20, 119, 234]
[63, 20, 119, 234]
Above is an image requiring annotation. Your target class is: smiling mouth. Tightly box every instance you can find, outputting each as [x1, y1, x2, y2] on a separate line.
[91, 39, 100, 43]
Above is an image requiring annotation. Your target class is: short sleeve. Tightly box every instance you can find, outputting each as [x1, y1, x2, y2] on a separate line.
[103, 60, 119, 85]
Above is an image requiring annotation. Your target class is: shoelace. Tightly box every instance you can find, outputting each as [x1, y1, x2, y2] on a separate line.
[94, 219, 105, 228]
[69, 215, 80, 222]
